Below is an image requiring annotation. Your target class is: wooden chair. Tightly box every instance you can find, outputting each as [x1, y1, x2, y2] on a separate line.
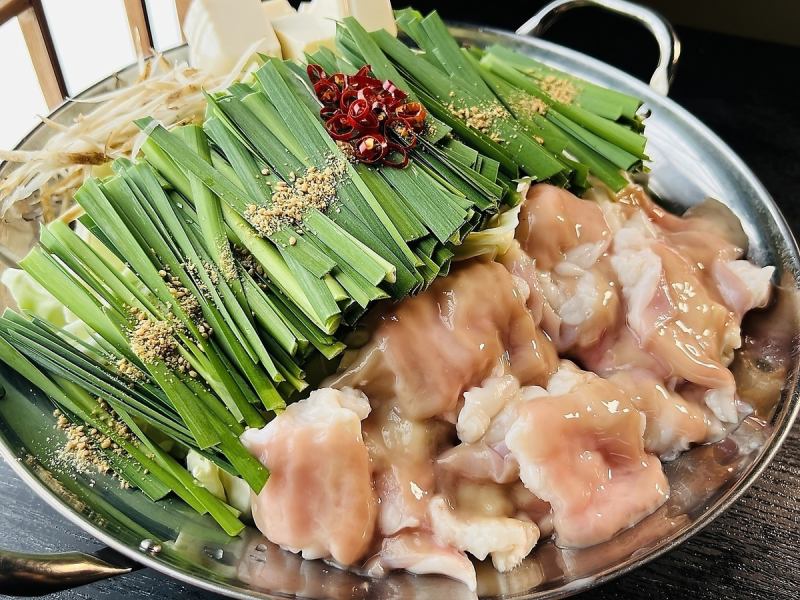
[0, 0, 192, 109]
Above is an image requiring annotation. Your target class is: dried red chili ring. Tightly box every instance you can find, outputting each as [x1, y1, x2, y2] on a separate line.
[320, 105, 339, 120]
[339, 87, 360, 111]
[325, 113, 359, 141]
[355, 133, 388, 164]
[314, 80, 340, 105]
[355, 64, 373, 78]
[382, 80, 400, 94]
[307, 64, 418, 168]
[366, 100, 388, 125]
[382, 83, 408, 107]
[394, 102, 427, 129]
[386, 116, 418, 149]
[307, 64, 327, 85]
[357, 86, 379, 105]
[346, 75, 381, 91]
[383, 143, 409, 168]
[348, 98, 379, 129]
[379, 89, 407, 110]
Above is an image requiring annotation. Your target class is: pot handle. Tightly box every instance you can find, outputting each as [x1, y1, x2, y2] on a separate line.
[0, 547, 136, 596]
[516, 0, 681, 95]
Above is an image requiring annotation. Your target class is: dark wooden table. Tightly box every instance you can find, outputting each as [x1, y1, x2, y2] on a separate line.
[2, 7, 799, 600]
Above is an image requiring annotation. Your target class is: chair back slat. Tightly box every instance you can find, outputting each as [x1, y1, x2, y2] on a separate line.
[18, 1, 67, 108]
[1, 0, 193, 109]
[174, 0, 191, 39]
[0, 0, 29, 25]
[123, 0, 153, 57]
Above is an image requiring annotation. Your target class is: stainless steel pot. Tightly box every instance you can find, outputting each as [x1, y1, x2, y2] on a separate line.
[1, 1, 798, 598]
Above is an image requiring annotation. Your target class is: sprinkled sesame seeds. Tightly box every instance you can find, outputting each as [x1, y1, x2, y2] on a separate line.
[447, 102, 507, 143]
[537, 74, 578, 105]
[129, 314, 180, 366]
[236, 247, 263, 277]
[52, 407, 134, 484]
[204, 261, 221, 285]
[161, 269, 203, 321]
[215, 246, 237, 282]
[510, 93, 549, 119]
[116, 357, 146, 382]
[245, 159, 346, 237]
[336, 141, 356, 162]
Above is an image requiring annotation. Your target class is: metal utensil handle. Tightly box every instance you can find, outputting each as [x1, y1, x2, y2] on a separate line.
[516, 0, 681, 95]
[0, 548, 135, 596]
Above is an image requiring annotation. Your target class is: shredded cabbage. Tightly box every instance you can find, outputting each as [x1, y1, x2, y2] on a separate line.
[1, 268, 93, 341]
[186, 450, 253, 519]
[455, 204, 522, 261]
[455, 177, 530, 261]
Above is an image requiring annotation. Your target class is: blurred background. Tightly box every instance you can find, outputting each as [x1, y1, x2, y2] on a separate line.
[1, 0, 798, 177]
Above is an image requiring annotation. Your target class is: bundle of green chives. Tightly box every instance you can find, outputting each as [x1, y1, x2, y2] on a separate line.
[0, 6, 651, 535]
[353, 9, 647, 192]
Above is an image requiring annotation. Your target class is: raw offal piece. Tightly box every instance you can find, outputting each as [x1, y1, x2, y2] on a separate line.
[241, 387, 376, 565]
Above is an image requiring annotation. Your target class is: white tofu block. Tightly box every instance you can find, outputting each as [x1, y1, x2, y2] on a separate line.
[184, 0, 281, 76]
[307, 0, 348, 20]
[262, 0, 296, 20]
[272, 13, 337, 59]
[308, 0, 397, 36]
[348, 0, 397, 36]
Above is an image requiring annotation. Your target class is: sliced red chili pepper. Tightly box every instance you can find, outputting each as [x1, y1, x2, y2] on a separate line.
[325, 114, 359, 141]
[320, 105, 339, 120]
[383, 143, 409, 168]
[394, 102, 427, 130]
[314, 80, 340, 105]
[355, 133, 388, 164]
[365, 100, 386, 125]
[307, 64, 327, 85]
[339, 87, 360, 111]
[386, 116, 418, 148]
[355, 64, 373, 78]
[346, 75, 382, 91]
[357, 86, 378, 102]
[348, 98, 379, 129]
[315, 65, 417, 168]
[376, 87, 404, 108]
[381, 84, 408, 108]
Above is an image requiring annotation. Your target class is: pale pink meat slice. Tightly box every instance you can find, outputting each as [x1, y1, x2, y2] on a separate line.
[438, 378, 554, 538]
[516, 184, 614, 271]
[507, 185, 622, 351]
[331, 260, 557, 421]
[440, 378, 549, 484]
[361, 399, 451, 536]
[240, 388, 377, 565]
[499, 242, 563, 337]
[506, 363, 669, 548]
[576, 320, 666, 378]
[617, 186, 747, 262]
[623, 192, 765, 324]
[712, 259, 774, 317]
[611, 219, 743, 422]
[608, 370, 726, 460]
[457, 375, 521, 444]
[437, 442, 519, 485]
[428, 496, 540, 573]
[365, 531, 478, 591]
